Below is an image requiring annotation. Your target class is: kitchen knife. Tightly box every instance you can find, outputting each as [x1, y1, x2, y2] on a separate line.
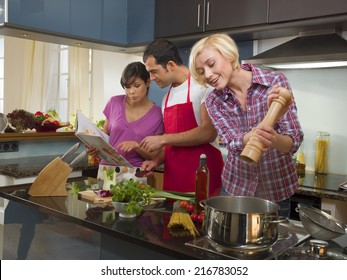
[61, 142, 80, 161]
[69, 150, 87, 167]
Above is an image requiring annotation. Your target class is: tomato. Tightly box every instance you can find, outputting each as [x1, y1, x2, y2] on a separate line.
[34, 111, 44, 117]
[52, 120, 60, 126]
[185, 203, 195, 213]
[179, 200, 189, 209]
[190, 213, 198, 222]
[197, 213, 205, 223]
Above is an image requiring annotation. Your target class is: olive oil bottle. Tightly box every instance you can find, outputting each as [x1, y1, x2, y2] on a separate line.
[195, 154, 209, 214]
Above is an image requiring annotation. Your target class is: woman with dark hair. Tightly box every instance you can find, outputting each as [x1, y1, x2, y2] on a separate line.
[87, 62, 164, 176]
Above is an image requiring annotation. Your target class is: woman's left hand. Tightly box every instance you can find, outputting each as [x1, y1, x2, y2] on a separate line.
[252, 125, 277, 151]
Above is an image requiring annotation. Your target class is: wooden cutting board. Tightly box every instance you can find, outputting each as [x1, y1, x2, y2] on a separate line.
[78, 190, 113, 204]
[28, 157, 71, 197]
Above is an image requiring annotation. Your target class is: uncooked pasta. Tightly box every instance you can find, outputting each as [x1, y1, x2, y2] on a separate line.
[315, 135, 329, 174]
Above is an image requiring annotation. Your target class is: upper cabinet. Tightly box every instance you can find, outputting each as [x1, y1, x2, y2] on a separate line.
[155, 0, 269, 38]
[4, 0, 154, 47]
[269, 0, 347, 23]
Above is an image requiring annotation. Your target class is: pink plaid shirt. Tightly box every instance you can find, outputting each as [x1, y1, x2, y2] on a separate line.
[206, 64, 304, 202]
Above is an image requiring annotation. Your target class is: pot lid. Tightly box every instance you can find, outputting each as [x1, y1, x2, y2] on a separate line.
[276, 240, 347, 260]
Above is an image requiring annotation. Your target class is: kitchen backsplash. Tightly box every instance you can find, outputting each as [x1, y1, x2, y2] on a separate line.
[282, 67, 347, 175]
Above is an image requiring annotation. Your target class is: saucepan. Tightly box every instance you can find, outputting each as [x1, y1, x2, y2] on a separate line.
[200, 196, 287, 251]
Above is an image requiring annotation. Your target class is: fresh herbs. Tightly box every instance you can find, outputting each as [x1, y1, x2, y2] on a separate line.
[70, 182, 88, 196]
[110, 179, 155, 215]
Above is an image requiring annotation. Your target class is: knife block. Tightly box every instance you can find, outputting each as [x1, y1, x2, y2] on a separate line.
[28, 157, 72, 197]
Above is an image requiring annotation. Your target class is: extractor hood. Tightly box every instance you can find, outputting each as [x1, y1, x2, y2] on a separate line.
[243, 32, 347, 69]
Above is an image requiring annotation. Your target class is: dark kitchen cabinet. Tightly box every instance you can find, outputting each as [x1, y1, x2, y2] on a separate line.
[155, 0, 269, 38]
[269, 0, 347, 23]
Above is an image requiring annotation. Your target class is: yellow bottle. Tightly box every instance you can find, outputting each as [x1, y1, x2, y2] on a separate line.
[296, 145, 306, 177]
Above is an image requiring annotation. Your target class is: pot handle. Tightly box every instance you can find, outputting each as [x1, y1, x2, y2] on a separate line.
[199, 199, 207, 208]
[266, 215, 289, 224]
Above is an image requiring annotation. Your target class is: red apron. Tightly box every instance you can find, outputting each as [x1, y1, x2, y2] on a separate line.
[163, 76, 224, 196]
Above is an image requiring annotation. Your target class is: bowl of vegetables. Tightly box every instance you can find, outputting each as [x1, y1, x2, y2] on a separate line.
[34, 109, 69, 132]
[110, 179, 155, 219]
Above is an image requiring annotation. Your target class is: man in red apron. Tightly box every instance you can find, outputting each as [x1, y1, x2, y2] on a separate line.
[140, 39, 224, 196]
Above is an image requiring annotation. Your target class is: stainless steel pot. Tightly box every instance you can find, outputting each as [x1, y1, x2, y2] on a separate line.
[200, 196, 286, 250]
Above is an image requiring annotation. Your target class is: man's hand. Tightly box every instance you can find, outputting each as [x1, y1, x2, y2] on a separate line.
[139, 160, 158, 177]
[140, 135, 165, 152]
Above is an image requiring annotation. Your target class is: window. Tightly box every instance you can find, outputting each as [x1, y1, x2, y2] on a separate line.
[58, 45, 69, 121]
[58, 46, 92, 121]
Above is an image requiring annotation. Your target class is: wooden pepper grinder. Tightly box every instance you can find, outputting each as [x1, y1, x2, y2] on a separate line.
[240, 87, 292, 164]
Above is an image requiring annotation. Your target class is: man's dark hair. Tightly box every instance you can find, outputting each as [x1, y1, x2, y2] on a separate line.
[143, 39, 183, 70]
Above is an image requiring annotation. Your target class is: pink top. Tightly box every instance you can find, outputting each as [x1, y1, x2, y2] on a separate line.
[102, 95, 164, 167]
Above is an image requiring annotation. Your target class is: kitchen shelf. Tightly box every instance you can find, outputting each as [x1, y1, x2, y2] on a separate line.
[0, 132, 76, 141]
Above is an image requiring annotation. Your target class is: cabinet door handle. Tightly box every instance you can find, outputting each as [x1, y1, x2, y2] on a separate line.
[206, 1, 211, 26]
[197, 3, 201, 27]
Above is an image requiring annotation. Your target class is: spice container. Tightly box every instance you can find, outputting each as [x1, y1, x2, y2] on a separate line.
[315, 131, 330, 174]
[296, 144, 306, 177]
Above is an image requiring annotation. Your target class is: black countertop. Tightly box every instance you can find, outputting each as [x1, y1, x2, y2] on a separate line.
[1, 177, 346, 260]
[297, 172, 347, 201]
[0, 178, 219, 259]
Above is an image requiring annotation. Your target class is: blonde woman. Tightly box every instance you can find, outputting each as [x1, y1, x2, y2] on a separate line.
[189, 33, 304, 216]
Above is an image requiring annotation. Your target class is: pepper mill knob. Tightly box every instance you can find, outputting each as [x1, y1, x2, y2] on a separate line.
[240, 87, 292, 164]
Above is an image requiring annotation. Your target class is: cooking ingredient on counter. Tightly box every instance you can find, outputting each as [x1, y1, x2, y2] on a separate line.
[6, 109, 36, 132]
[96, 190, 112, 198]
[195, 154, 209, 214]
[34, 109, 70, 128]
[296, 143, 306, 177]
[315, 131, 330, 174]
[167, 201, 199, 238]
[110, 179, 155, 215]
[6, 108, 70, 132]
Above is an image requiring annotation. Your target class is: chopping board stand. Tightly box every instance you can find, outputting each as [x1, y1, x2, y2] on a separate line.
[28, 157, 71, 197]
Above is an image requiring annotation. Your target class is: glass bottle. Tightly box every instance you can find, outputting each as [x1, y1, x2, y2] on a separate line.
[296, 143, 306, 178]
[195, 154, 209, 214]
[315, 131, 330, 174]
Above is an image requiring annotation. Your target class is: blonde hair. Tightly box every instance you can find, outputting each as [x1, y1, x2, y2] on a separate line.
[189, 33, 240, 86]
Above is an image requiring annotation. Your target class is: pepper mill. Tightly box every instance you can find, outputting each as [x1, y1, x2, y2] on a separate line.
[240, 87, 292, 164]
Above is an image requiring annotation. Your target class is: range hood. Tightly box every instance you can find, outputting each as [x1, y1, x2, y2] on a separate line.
[243, 32, 347, 69]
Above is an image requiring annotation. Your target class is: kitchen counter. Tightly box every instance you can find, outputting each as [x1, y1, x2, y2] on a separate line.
[297, 172, 347, 201]
[0, 178, 216, 260]
[0, 178, 346, 260]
